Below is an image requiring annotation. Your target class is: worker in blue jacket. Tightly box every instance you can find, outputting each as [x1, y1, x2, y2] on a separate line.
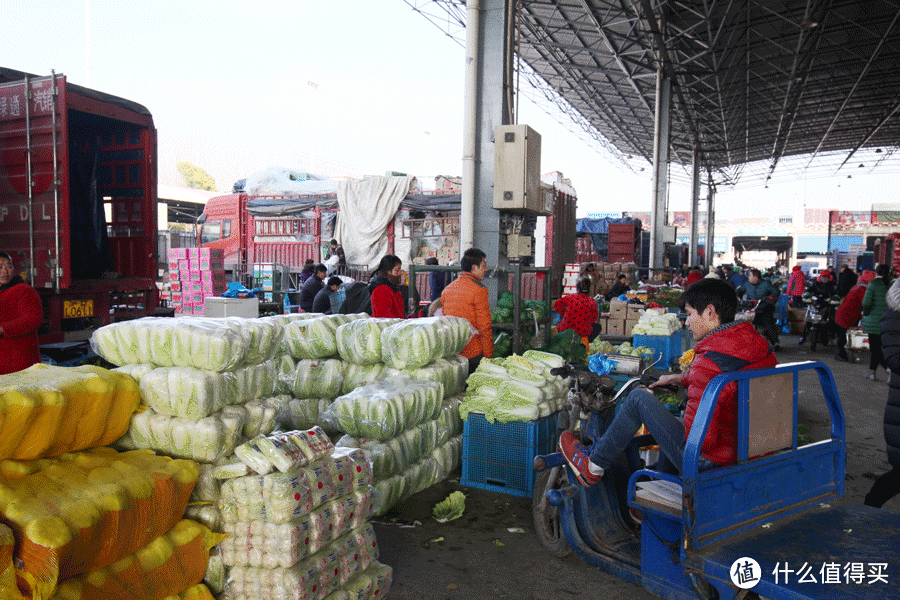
[737, 268, 781, 351]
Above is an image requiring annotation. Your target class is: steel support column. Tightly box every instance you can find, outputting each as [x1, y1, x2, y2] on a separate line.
[689, 146, 700, 267]
[650, 70, 670, 272]
[705, 180, 715, 267]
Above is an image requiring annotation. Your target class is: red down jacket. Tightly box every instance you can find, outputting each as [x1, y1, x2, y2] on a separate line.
[680, 320, 778, 465]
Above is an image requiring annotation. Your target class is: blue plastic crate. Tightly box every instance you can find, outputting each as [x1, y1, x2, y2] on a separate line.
[461, 412, 560, 498]
[633, 331, 683, 370]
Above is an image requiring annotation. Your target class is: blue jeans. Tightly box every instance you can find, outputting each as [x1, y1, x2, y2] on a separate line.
[589, 388, 717, 474]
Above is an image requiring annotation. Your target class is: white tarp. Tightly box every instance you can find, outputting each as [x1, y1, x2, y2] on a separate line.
[336, 176, 415, 269]
[245, 167, 339, 196]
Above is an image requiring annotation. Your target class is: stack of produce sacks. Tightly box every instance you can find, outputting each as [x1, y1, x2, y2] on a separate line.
[459, 350, 569, 423]
[629, 308, 683, 336]
[0, 363, 140, 459]
[323, 378, 464, 516]
[92, 316, 295, 594]
[0, 446, 204, 600]
[217, 428, 392, 600]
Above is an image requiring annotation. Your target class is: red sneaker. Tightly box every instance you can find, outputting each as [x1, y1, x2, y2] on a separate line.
[558, 430, 602, 486]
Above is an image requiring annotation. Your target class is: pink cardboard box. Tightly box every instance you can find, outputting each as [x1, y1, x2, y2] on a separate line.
[170, 280, 182, 292]
[201, 280, 226, 295]
[171, 292, 183, 304]
[191, 293, 204, 305]
[199, 259, 225, 271]
[201, 270, 226, 282]
[178, 260, 191, 273]
[189, 270, 202, 282]
[192, 304, 205, 316]
[168, 248, 188, 262]
[188, 248, 200, 261]
[198, 248, 224, 261]
[173, 304, 184, 314]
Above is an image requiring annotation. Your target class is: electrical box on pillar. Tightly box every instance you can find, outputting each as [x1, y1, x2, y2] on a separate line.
[493, 124, 547, 215]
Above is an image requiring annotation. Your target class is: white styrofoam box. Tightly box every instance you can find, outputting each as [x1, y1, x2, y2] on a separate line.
[205, 297, 260, 318]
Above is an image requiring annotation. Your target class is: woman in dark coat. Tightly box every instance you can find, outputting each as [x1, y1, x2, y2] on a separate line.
[865, 276, 900, 508]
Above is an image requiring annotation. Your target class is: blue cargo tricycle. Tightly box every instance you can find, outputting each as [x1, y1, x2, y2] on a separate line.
[533, 361, 900, 599]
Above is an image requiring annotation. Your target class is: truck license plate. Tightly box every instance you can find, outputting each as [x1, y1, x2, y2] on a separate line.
[63, 299, 94, 318]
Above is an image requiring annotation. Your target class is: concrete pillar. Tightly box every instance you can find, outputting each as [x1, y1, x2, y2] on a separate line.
[689, 146, 700, 267]
[706, 181, 716, 267]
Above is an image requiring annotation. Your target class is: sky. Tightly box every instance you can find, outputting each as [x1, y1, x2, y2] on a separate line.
[3, 0, 898, 220]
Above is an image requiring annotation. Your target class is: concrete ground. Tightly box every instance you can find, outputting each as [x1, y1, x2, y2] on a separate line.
[374, 333, 898, 600]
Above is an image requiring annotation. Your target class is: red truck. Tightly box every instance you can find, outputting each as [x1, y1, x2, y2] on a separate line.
[0, 67, 158, 344]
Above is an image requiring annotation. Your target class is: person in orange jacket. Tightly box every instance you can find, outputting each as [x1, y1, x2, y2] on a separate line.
[441, 248, 493, 373]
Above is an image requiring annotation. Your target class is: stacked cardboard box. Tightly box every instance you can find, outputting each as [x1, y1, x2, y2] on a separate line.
[163, 248, 226, 316]
[253, 263, 279, 302]
[562, 263, 581, 295]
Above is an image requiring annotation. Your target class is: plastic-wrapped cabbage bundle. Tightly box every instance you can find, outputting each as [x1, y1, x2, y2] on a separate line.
[204, 547, 226, 596]
[280, 359, 345, 399]
[274, 355, 296, 388]
[283, 313, 368, 359]
[123, 405, 246, 462]
[372, 435, 462, 517]
[0, 364, 141, 460]
[1, 448, 198, 599]
[342, 362, 385, 395]
[336, 417, 445, 482]
[224, 524, 380, 600]
[380, 317, 473, 370]
[91, 317, 249, 371]
[231, 359, 278, 402]
[523, 349, 566, 370]
[219, 449, 371, 524]
[191, 462, 222, 502]
[218, 487, 374, 569]
[222, 317, 285, 366]
[383, 355, 468, 398]
[437, 395, 464, 444]
[112, 363, 154, 384]
[139, 367, 238, 420]
[277, 398, 339, 434]
[322, 378, 444, 441]
[264, 313, 323, 326]
[243, 395, 291, 439]
[233, 427, 334, 475]
[336, 318, 402, 364]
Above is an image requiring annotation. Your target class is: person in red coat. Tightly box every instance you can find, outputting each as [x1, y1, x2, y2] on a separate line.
[685, 266, 704, 287]
[0, 252, 43, 375]
[368, 255, 405, 319]
[554, 277, 600, 340]
[786, 265, 806, 308]
[560, 278, 777, 485]
[834, 270, 876, 361]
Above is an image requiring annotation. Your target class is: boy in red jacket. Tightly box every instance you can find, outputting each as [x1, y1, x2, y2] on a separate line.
[560, 278, 777, 485]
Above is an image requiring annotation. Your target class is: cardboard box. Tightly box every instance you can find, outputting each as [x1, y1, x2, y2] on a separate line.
[188, 270, 202, 282]
[627, 303, 646, 317]
[201, 280, 226, 295]
[608, 319, 626, 336]
[609, 300, 628, 318]
[198, 248, 224, 261]
[199, 259, 225, 271]
[204, 297, 260, 319]
[171, 292, 183, 304]
[168, 248, 188, 262]
[188, 248, 200, 261]
[170, 280, 182, 292]
[596, 316, 608, 334]
[625, 318, 640, 335]
[412, 257, 428, 265]
[192, 304, 205, 316]
[178, 260, 191, 273]
[201, 270, 226, 282]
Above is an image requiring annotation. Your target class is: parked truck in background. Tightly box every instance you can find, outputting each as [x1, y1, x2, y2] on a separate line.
[0, 67, 159, 344]
[197, 177, 577, 300]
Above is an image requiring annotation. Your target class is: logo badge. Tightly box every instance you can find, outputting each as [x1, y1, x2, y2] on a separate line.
[730, 557, 761, 589]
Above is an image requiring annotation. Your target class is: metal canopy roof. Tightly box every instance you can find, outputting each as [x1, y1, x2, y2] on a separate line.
[408, 1, 900, 187]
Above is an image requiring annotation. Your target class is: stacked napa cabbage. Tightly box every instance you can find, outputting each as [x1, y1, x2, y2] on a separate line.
[336, 318, 403, 364]
[460, 350, 569, 423]
[335, 395, 464, 516]
[281, 313, 368, 359]
[380, 316, 473, 369]
[321, 378, 444, 440]
[630, 308, 683, 335]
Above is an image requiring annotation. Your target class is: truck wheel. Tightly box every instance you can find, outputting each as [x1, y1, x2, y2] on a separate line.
[532, 466, 571, 557]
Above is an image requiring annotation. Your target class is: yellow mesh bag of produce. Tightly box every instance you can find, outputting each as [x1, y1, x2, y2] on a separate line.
[49, 519, 225, 600]
[167, 583, 216, 600]
[0, 364, 140, 461]
[0, 523, 23, 599]
[0, 448, 199, 600]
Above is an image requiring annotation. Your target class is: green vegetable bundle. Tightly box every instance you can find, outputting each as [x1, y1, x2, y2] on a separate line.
[322, 378, 445, 440]
[279, 359, 345, 399]
[282, 313, 368, 359]
[382, 355, 469, 398]
[336, 318, 403, 364]
[381, 317, 472, 370]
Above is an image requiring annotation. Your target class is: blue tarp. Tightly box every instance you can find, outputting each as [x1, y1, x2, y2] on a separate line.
[576, 217, 642, 257]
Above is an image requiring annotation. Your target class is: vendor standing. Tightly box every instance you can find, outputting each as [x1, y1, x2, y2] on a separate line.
[442, 248, 493, 373]
[555, 277, 601, 341]
[0, 252, 43, 375]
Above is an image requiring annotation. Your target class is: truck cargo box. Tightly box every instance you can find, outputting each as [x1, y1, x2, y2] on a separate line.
[0, 67, 158, 343]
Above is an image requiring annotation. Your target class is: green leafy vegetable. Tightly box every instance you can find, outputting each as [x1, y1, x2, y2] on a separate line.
[433, 491, 466, 522]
